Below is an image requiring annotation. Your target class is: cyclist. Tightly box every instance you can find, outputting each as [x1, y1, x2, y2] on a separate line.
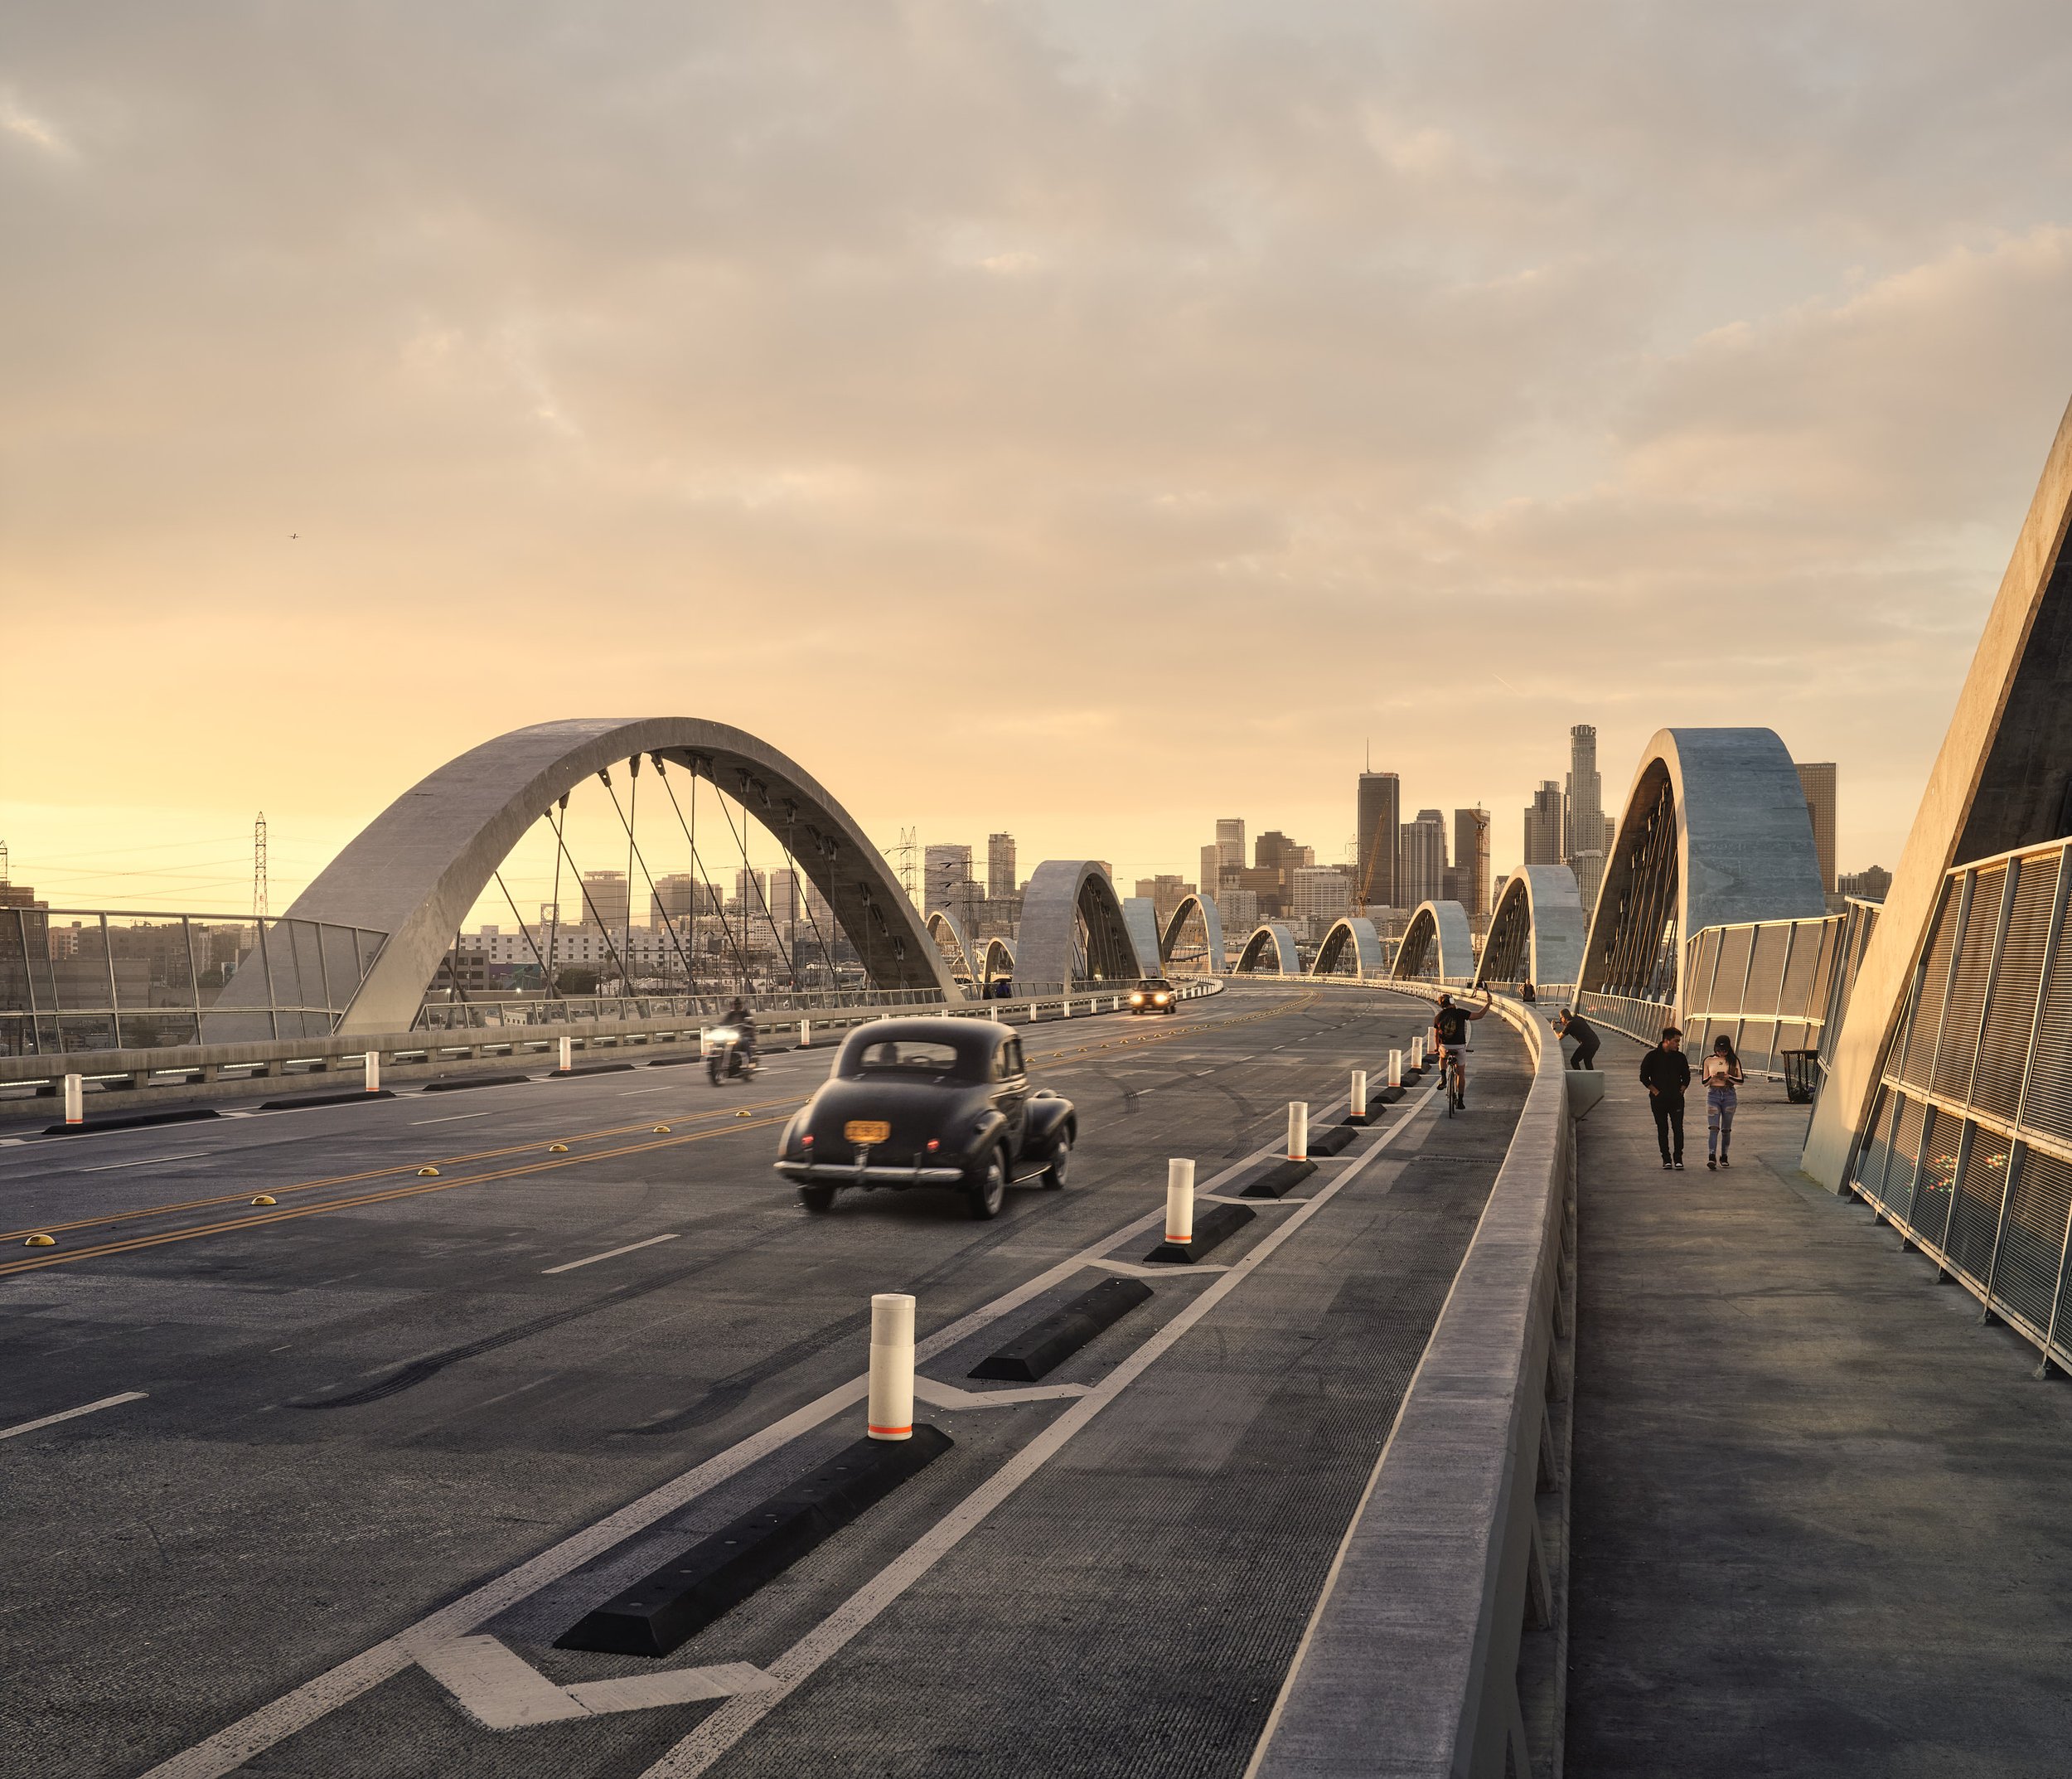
[1431, 988, 1493, 1108]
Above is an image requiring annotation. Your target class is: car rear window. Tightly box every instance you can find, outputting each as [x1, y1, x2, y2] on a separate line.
[845, 1039, 971, 1078]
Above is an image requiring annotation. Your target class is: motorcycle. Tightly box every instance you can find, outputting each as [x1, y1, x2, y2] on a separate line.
[706, 1023, 759, 1085]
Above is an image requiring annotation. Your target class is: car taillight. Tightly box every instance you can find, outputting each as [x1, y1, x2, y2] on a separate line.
[801, 1133, 813, 1148]
[927, 1139, 940, 1151]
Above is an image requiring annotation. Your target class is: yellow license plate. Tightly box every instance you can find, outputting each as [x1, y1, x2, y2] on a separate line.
[845, 1120, 891, 1145]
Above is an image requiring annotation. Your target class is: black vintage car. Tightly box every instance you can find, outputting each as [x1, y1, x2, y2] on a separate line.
[774, 1017, 1075, 1219]
[1128, 977, 1179, 1015]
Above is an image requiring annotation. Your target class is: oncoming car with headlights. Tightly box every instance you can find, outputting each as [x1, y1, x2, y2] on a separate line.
[774, 1018, 1076, 1219]
[1129, 977, 1178, 1016]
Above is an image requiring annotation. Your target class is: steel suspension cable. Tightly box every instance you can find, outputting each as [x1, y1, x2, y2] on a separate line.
[654, 762, 755, 993]
[714, 782, 799, 986]
[549, 790, 638, 996]
[598, 762, 699, 994]
[545, 797, 567, 1001]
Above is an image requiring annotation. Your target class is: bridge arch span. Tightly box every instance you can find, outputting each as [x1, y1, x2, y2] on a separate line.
[925, 910, 975, 982]
[979, 936, 1016, 985]
[1016, 861, 1147, 986]
[1474, 866, 1586, 991]
[1581, 728, 1826, 1006]
[1310, 916, 1385, 979]
[281, 717, 961, 1033]
[1159, 894, 1228, 975]
[1235, 923, 1303, 976]
[1392, 901, 1474, 982]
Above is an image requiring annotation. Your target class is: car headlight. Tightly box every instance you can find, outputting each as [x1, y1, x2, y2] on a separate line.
[1154, 993, 1169, 1004]
[1130, 993, 1144, 1004]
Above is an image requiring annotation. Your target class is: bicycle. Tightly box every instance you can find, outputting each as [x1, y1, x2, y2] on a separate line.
[1440, 1045, 1467, 1115]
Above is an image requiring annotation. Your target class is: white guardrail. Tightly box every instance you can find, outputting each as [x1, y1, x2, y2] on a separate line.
[0, 980, 1224, 1123]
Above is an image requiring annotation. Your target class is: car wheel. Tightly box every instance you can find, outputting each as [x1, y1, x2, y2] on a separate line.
[1041, 1133, 1071, 1190]
[798, 1184, 836, 1214]
[967, 1147, 1008, 1219]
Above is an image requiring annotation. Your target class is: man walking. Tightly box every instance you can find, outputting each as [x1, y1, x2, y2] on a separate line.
[1553, 1006, 1602, 1071]
[1640, 1026, 1691, 1171]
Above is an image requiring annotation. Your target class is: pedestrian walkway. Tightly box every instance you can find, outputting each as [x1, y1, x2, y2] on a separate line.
[1565, 1040, 2072, 1777]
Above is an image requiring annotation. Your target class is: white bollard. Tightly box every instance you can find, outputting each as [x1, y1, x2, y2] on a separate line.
[62, 1072, 83, 1126]
[1350, 1069, 1368, 1117]
[801, 1017, 811, 1049]
[990, 1005, 1000, 1022]
[1389, 1049, 1403, 1088]
[558, 1035, 573, 1074]
[1165, 1158, 1196, 1244]
[1029, 1002, 1040, 1024]
[1411, 1035, 1425, 1068]
[867, 1292, 916, 1442]
[1062, 1000, 1071, 1019]
[364, 1051, 381, 1094]
[1288, 1100, 1309, 1161]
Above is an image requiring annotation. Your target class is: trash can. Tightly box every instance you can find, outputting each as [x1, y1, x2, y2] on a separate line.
[1782, 1049, 1819, 1105]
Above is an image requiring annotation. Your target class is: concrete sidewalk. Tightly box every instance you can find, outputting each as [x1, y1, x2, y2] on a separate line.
[1565, 1041, 2072, 1777]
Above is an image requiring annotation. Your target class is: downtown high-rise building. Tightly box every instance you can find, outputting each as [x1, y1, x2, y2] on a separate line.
[1357, 772, 1401, 911]
[1399, 809, 1448, 907]
[923, 843, 972, 915]
[1523, 783, 1565, 868]
[986, 832, 1017, 899]
[1566, 724, 1607, 912]
[1455, 807, 1492, 923]
[1797, 762, 1837, 894]
[579, 870, 631, 933]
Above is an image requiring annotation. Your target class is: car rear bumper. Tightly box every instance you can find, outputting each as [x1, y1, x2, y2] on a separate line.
[775, 1160, 968, 1186]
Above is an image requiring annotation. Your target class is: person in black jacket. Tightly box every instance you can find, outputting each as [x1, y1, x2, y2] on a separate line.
[1639, 1027, 1692, 1171]
[1553, 1007, 1600, 1070]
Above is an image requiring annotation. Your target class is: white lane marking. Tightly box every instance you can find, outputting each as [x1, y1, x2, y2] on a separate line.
[617, 1087, 680, 1096]
[75, 1151, 212, 1173]
[0, 1137, 27, 1146]
[912, 1378, 1088, 1410]
[641, 1089, 1441, 1777]
[417, 1631, 778, 1731]
[410, 1111, 496, 1126]
[540, 1234, 680, 1275]
[567, 1663, 774, 1714]
[1085, 1258, 1230, 1279]
[138, 1091, 1380, 1777]
[1, 1390, 148, 1443]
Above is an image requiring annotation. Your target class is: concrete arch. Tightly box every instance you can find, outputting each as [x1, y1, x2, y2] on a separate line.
[1121, 898, 1164, 977]
[1392, 901, 1474, 982]
[925, 910, 975, 982]
[279, 717, 961, 1032]
[1474, 866, 1587, 990]
[1310, 916, 1386, 979]
[1159, 894, 1228, 974]
[1015, 861, 1147, 986]
[1235, 923, 1303, 976]
[979, 936, 1016, 984]
[1581, 728, 1826, 1007]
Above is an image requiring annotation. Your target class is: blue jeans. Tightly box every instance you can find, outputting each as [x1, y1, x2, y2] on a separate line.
[1706, 1088, 1736, 1159]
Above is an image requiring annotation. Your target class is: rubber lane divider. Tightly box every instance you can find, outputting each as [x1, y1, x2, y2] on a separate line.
[1241, 1158, 1319, 1200]
[0, 1116, 789, 1278]
[419, 1073, 532, 1093]
[554, 1427, 955, 1659]
[257, 1090, 396, 1111]
[1309, 1125, 1359, 1156]
[968, 1276, 1153, 1383]
[1143, 1202, 1254, 1264]
[550, 1062, 637, 1078]
[0, 1093, 810, 1245]
[38, 1106, 221, 1138]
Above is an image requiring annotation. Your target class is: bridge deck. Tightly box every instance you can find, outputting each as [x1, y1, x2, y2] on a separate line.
[1566, 1041, 2072, 1776]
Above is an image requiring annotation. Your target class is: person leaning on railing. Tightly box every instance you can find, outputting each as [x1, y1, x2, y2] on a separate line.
[1551, 1006, 1600, 1070]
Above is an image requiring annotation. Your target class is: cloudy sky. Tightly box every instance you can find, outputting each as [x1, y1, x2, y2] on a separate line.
[7, 0, 2072, 914]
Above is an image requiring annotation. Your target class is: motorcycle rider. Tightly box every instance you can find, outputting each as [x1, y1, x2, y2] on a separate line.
[724, 996, 758, 1065]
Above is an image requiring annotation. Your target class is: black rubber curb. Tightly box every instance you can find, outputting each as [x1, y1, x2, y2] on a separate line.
[556, 1425, 955, 1657]
[646, 1054, 702, 1067]
[1240, 1158, 1319, 1200]
[1143, 1200, 1255, 1263]
[1308, 1125, 1358, 1156]
[970, 1277, 1153, 1382]
[257, 1089, 396, 1111]
[39, 1106, 222, 1137]
[1377, 1085, 1406, 1103]
[549, 1063, 637, 1077]
[419, 1073, 532, 1093]
[1342, 1111, 1376, 1126]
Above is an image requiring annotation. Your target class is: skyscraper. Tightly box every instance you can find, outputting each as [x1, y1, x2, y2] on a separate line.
[1199, 845, 1222, 899]
[923, 843, 973, 915]
[1797, 762, 1837, 893]
[579, 870, 630, 933]
[1357, 772, 1401, 912]
[1455, 807, 1491, 923]
[1523, 783, 1565, 867]
[1215, 818, 1246, 870]
[1399, 809, 1447, 907]
[986, 832, 1016, 900]
[1566, 724, 1606, 913]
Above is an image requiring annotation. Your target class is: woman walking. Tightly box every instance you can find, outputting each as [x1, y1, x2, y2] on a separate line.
[1702, 1035, 1745, 1171]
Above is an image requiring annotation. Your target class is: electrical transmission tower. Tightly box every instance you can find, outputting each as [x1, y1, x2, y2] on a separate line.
[253, 812, 269, 921]
[892, 826, 919, 908]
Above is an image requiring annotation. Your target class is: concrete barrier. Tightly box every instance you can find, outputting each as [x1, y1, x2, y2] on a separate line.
[1249, 983, 1576, 1779]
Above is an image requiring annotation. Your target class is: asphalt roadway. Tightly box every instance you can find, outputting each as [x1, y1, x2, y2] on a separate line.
[0, 984, 1529, 1779]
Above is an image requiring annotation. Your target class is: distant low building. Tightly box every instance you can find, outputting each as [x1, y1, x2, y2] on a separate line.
[1838, 864, 1891, 902]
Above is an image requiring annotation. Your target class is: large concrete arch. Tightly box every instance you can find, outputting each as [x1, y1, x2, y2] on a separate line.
[1015, 861, 1147, 987]
[1159, 894, 1229, 975]
[979, 936, 1016, 984]
[279, 718, 961, 1032]
[1392, 901, 1474, 982]
[1580, 728, 1826, 1008]
[1310, 916, 1386, 979]
[1474, 865, 1587, 990]
[1808, 395, 2072, 1186]
[925, 910, 975, 982]
[1235, 923, 1303, 976]
[1121, 898, 1164, 977]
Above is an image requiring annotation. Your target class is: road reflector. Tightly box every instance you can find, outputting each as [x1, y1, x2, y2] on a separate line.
[417, 1166, 439, 1177]
[733, 1109, 753, 1118]
[23, 1234, 55, 1247]
[652, 1124, 671, 1133]
[251, 1195, 276, 1206]
[548, 1142, 569, 1152]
